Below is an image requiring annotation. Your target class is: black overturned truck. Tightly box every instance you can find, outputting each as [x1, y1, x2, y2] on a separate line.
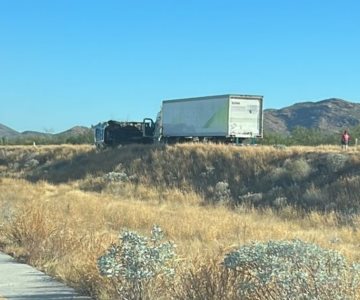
[93, 94, 264, 147]
[93, 119, 155, 147]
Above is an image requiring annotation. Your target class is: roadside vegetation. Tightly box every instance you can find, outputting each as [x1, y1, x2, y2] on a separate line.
[0, 131, 93, 145]
[1, 144, 360, 299]
[3, 124, 360, 147]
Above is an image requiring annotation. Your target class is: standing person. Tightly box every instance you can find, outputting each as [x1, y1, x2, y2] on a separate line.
[341, 130, 350, 150]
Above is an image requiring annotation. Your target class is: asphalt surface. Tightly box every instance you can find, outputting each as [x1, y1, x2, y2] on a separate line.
[0, 252, 92, 299]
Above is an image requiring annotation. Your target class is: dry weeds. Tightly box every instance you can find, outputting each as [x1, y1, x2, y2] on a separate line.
[0, 144, 360, 298]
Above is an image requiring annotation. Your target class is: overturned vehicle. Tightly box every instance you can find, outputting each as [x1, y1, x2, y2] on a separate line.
[93, 118, 156, 148]
[93, 94, 264, 147]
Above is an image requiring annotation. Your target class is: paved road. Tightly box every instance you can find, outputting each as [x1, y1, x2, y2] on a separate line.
[0, 252, 92, 299]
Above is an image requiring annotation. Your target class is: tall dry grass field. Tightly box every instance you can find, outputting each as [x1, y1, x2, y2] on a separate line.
[1, 144, 360, 298]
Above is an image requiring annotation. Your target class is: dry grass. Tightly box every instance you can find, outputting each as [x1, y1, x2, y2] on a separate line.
[1, 144, 360, 298]
[1, 177, 360, 298]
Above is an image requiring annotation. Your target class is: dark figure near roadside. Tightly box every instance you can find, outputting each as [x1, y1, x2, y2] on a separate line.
[341, 130, 350, 150]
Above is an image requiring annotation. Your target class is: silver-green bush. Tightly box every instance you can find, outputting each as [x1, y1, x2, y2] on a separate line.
[325, 153, 348, 172]
[97, 225, 176, 299]
[284, 158, 312, 181]
[223, 239, 360, 300]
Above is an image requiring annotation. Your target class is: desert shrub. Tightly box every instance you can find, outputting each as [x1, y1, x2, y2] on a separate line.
[24, 158, 39, 169]
[97, 225, 176, 300]
[298, 175, 360, 213]
[103, 171, 129, 183]
[289, 127, 328, 146]
[268, 167, 287, 184]
[327, 176, 360, 214]
[272, 196, 288, 208]
[213, 181, 232, 204]
[260, 132, 289, 145]
[261, 127, 340, 146]
[267, 159, 311, 185]
[325, 153, 348, 172]
[223, 239, 360, 299]
[284, 158, 312, 181]
[4, 132, 93, 145]
[302, 184, 328, 209]
[238, 192, 263, 207]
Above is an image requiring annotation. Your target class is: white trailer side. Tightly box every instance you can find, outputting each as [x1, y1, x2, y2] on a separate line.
[161, 94, 263, 140]
[162, 95, 229, 137]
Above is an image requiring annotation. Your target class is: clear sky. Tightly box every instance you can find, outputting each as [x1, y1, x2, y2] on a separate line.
[1, 0, 359, 133]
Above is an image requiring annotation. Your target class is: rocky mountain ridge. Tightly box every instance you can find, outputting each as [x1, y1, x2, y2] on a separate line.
[1, 98, 360, 138]
[0, 125, 92, 139]
[264, 98, 360, 134]
[0, 123, 20, 138]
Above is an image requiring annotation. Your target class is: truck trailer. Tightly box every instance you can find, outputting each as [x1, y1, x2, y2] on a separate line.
[93, 94, 263, 146]
[160, 94, 263, 143]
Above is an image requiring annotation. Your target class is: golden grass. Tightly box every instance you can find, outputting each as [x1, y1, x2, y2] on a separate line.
[1, 144, 360, 298]
[1, 176, 360, 298]
[0, 144, 93, 160]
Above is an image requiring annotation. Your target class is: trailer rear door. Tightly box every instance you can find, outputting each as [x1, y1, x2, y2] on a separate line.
[228, 96, 262, 138]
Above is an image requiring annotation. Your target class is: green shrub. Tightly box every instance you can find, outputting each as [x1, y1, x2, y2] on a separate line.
[284, 158, 312, 181]
[261, 126, 340, 146]
[223, 239, 360, 299]
[97, 225, 176, 299]
[214, 181, 232, 204]
[302, 184, 327, 209]
[325, 153, 348, 172]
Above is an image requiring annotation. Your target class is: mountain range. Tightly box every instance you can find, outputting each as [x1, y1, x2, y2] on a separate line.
[264, 98, 360, 135]
[1, 98, 360, 139]
[0, 124, 92, 139]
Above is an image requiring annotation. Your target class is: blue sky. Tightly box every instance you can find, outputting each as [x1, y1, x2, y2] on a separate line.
[1, 0, 359, 133]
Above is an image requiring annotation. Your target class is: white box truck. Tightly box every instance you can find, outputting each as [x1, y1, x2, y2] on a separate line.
[93, 94, 263, 146]
[160, 94, 263, 143]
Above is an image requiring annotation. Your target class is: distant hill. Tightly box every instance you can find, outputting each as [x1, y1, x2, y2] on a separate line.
[264, 98, 360, 135]
[0, 124, 92, 143]
[2, 98, 360, 140]
[0, 123, 20, 138]
[21, 131, 52, 137]
[55, 126, 92, 138]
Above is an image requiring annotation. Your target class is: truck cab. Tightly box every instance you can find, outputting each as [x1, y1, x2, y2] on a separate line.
[93, 118, 155, 148]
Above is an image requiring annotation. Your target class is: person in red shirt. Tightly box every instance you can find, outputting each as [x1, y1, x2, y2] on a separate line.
[341, 130, 350, 150]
